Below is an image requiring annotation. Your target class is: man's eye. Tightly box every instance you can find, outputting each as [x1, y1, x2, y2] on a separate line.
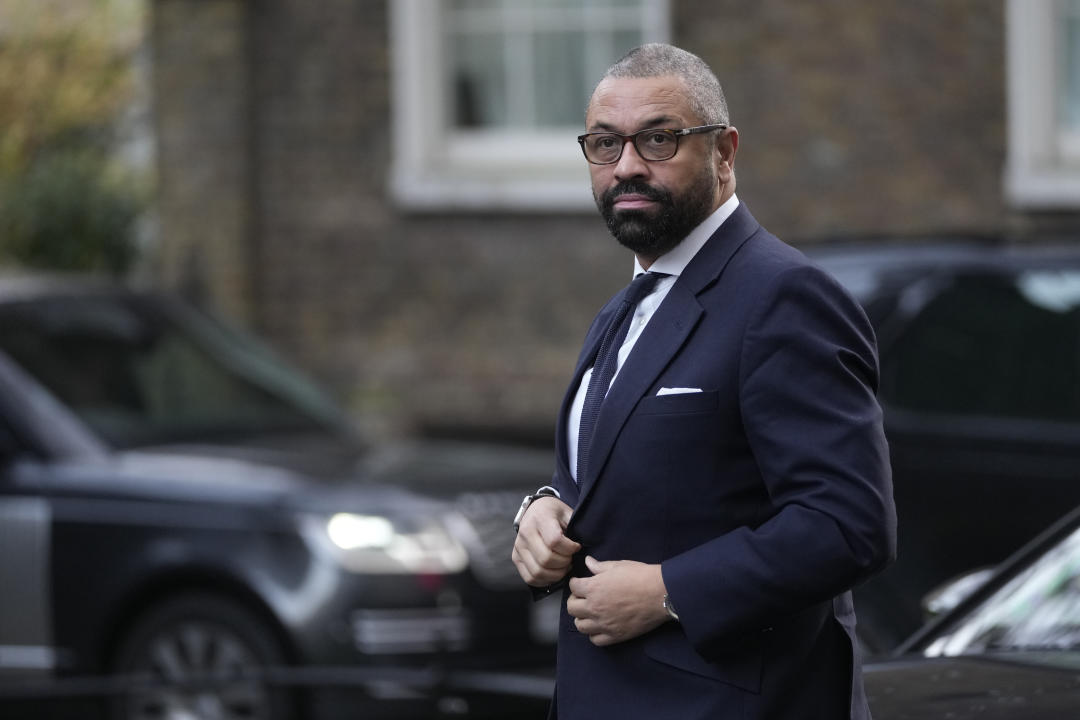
[647, 132, 673, 146]
[595, 136, 618, 149]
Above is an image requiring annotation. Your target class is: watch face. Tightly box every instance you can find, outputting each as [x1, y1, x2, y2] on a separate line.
[513, 494, 532, 531]
[514, 488, 559, 532]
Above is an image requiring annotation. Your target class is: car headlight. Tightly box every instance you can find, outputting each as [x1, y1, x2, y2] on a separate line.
[302, 512, 469, 575]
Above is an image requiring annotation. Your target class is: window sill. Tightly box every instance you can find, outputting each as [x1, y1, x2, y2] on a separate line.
[389, 168, 597, 213]
[1004, 165, 1080, 210]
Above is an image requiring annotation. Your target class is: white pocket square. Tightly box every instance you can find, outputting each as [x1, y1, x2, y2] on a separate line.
[656, 387, 703, 396]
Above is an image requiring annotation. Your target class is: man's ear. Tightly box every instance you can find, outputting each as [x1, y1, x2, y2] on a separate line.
[718, 126, 739, 169]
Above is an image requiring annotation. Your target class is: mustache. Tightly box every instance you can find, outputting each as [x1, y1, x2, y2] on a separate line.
[601, 181, 669, 209]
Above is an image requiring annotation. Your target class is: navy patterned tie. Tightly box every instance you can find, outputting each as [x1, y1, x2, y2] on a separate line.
[576, 271, 665, 484]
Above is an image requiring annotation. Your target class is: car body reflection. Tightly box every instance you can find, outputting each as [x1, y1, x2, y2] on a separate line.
[867, 504, 1080, 718]
[809, 241, 1080, 651]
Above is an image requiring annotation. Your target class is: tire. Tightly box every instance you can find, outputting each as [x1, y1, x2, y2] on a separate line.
[109, 592, 293, 720]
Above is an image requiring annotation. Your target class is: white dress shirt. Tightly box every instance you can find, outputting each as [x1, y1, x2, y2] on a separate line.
[567, 194, 740, 481]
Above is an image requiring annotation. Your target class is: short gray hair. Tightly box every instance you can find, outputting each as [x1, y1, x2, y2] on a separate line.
[596, 43, 729, 126]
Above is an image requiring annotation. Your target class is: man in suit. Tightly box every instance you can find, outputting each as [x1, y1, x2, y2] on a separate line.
[511, 44, 896, 719]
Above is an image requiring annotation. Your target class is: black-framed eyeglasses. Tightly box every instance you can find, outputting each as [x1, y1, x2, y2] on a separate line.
[576, 124, 727, 165]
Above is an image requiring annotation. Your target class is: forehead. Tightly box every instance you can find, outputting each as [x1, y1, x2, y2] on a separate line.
[586, 75, 695, 130]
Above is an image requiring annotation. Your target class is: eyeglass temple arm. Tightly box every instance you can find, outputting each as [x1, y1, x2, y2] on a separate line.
[675, 124, 728, 137]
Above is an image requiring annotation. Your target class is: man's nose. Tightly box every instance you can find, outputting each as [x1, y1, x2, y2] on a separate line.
[613, 138, 650, 181]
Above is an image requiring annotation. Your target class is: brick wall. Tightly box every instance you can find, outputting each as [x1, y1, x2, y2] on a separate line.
[152, 0, 254, 322]
[677, 0, 1007, 240]
[152, 0, 1029, 441]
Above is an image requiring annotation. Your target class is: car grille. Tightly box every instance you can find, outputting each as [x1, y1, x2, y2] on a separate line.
[351, 607, 470, 654]
[452, 490, 526, 590]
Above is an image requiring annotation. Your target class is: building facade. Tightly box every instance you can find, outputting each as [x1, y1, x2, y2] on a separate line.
[150, 0, 1079, 439]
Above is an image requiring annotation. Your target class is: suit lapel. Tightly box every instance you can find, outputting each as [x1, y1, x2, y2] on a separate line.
[678, 202, 761, 296]
[574, 284, 702, 507]
[553, 296, 627, 504]
[569, 203, 763, 518]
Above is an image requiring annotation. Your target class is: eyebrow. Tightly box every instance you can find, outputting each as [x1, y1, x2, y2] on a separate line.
[588, 116, 680, 133]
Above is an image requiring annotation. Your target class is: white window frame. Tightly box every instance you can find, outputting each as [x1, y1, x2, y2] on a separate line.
[389, 0, 671, 212]
[1005, 0, 1080, 208]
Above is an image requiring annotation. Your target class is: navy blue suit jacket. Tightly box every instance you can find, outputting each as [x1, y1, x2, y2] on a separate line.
[546, 204, 896, 720]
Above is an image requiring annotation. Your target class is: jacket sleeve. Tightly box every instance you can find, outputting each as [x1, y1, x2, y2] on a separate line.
[660, 263, 896, 657]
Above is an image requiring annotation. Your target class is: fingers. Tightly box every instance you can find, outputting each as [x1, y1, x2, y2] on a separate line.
[565, 561, 667, 647]
[519, 520, 576, 570]
[582, 630, 615, 647]
[567, 590, 614, 647]
[511, 497, 581, 586]
[531, 498, 581, 555]
[512, 538, 571, 586]
[584, 555, 608, 574]
[540, 520, 583, 557]
[566, 592, 589, 629]
[572, 619, 613, 645]
[512, 532, 574, 585]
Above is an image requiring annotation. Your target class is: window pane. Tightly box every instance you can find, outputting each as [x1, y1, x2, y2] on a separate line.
[446, 0, 651, 131]
[1063, 0, 1080, 131]
[535, 31, 587, 126]
[450, 30, 507, 127]
[0, 296, 341, 447]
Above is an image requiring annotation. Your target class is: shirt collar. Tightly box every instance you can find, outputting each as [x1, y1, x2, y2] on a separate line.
[633, 194, 740, 278]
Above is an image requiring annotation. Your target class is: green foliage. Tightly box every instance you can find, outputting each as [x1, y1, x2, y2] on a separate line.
[0, 0, 147, 275]
[0, 151, 142, 275]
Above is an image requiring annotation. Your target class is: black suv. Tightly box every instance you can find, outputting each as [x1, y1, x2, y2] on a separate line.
[0, 273, 556, 719]
[810, 240, 1080, 651]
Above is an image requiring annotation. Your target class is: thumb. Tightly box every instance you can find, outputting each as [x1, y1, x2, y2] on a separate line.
[585, 555, 608, 574]
[556, 503, 575, 529]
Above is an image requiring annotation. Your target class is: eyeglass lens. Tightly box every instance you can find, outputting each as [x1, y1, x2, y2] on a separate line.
[583, 130, 679, 164]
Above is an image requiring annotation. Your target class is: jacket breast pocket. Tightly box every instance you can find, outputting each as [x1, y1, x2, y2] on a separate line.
[636, 390, 719, 416]
[642, 627, 762, 693]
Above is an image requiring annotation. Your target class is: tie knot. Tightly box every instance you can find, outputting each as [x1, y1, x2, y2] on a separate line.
[625, 271, 667, 306]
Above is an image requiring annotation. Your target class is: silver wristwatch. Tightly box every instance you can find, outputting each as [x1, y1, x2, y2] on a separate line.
[512, 486, 560, 533]
[663, 593, 680, 622]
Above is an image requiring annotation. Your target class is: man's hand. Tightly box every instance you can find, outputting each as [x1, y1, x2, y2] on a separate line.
[511, 496, 581, 587]
[566, 556, 670, 646]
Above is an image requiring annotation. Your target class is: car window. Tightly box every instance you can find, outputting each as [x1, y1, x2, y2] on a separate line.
[924, 523, 1080, 655]
[0, 294, 344, 448]
[881, 270, 1080, 422]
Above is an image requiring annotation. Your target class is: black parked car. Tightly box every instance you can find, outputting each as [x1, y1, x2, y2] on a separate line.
[809, 240, 1080, 651]
[0, 273, 556, 719]
[865, 504, 1080, 718]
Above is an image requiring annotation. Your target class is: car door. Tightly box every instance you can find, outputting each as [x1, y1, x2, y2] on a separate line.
[0, 350, 109, 682]
[0, 393, 54, 681]
[855, 265, 1080, 649]
[0, 495, 53, 682]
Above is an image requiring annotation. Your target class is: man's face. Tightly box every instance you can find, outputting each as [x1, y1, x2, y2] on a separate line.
[584, 76, 729, 262]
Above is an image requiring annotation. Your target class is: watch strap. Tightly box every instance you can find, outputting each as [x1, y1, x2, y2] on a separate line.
[663, 593, 680, 622]
[512, 486, 560, 532]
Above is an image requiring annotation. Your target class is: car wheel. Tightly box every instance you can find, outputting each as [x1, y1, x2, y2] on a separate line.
[109, 593, 293, 720]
